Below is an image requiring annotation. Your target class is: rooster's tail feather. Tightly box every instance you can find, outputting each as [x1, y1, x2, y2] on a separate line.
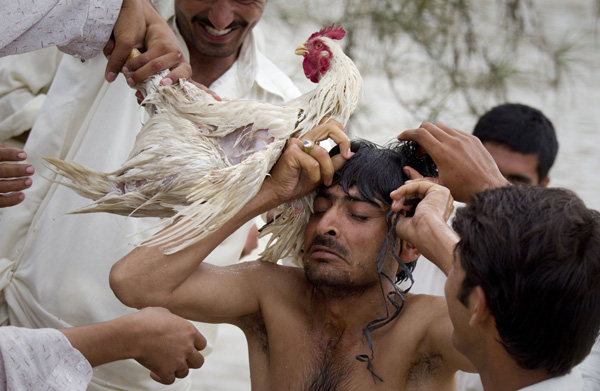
[138, 142, 281, 253]
[43, 158, 116, 201]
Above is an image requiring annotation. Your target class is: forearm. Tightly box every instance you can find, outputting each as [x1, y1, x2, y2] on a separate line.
[0, 0, 121, 59]
[416, 217, 459, 276]
[60, 316, 139, 367]
[110, 186, 276, 308]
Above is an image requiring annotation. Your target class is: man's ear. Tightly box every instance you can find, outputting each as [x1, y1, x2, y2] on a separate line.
[398, 240, 421, 263]
[539, 176, 550, 188]
[468, 286, 492, 326]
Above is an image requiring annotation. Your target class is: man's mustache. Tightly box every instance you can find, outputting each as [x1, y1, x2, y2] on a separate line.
[192, 16, 247, 31]
[308, 235, 350, 259]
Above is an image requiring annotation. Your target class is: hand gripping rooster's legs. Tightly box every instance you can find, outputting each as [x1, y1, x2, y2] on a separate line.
[44, 24, 363, 263]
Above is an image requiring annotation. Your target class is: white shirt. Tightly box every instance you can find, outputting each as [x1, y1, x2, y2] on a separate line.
[0, 10, 300, 391]
[0, 326, 92, 391]
[0, 0, 121, 59]
[519, 369, 584, 391]
[580, 338, 600, 391]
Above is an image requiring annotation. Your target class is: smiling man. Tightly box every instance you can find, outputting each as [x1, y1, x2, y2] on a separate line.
[175, 0, 267, 86]
[0, 1, 300, 390]
[110, 126, 475, 391]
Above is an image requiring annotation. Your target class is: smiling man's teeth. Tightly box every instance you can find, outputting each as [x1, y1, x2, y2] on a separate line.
[205, 25, 232, 37]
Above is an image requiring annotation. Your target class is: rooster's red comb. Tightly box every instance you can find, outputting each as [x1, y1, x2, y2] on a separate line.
[308, 23, 346, 41]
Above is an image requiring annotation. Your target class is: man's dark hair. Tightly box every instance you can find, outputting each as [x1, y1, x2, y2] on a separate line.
[473, 103, 558, 180]
[453, 185, 600, 376]
[329, 138, 437, 282]
[330, 139, 438, 208]
[329, 139, 438, 383]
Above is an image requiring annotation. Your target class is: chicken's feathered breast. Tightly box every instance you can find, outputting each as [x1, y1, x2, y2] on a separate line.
[44, 24, 363, 263]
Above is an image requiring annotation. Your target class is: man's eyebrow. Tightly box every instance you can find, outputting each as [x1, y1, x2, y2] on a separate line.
[506, 174, 533, 184]
[317, 190, 381, 207]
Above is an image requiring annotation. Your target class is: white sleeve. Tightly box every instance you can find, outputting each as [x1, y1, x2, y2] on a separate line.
[0, 47, 63, 141]
[580, 337, 600, 391]
[0, 0, 122, 59]
[0, 326, 92, 391]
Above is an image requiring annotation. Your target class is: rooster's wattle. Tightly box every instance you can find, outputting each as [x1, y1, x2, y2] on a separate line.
[44, 24, 363, 263]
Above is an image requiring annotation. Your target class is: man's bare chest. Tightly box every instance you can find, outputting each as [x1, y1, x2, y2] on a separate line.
[242, 316, 448, 391]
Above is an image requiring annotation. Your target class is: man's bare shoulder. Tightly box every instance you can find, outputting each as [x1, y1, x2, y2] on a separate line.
[402, 292, 475, 375]
[403, 293, 448, 321]
[391, 294, 452, 361]
[233, 260, 309, 294]
[378, 293, 449, 356]
[236, 259, 305, 277]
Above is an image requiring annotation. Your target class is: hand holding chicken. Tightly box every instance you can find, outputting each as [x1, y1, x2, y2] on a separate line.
[45, 24, 363, 261]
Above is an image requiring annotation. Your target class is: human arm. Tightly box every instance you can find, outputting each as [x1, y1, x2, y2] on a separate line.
[105, 0, 191, 86]
[0, 0, 190, 86]
[0, 326, 92, 390]
[424, 298, 477, 374]
[110, 122, 352, 321]
[241, 223, 260, 258]
[397, 122, 509, 203]
[60, 307, 206, 385]
[0, 144, 34, 208]
[0, 0, 121, 59]
[0, 48, 62, 142]
[391, 179, 458, 275]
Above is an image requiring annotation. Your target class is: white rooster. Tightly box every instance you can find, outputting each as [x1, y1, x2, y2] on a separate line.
[44, 24, 363, 262]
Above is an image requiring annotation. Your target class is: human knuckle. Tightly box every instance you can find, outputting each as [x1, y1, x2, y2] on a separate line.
[148, 59, 164, 73]
[170, 47, 184, 59]
[307, 160, 320, 170]
[118, 34, 137, 49]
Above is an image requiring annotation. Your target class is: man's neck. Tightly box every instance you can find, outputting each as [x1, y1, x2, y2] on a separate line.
[311, 282, 400, 335]
[189, 52, 237, 87]
[477, 350, 551, 391]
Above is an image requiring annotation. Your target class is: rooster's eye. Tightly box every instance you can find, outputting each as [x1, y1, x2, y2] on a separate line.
[315, 42, 322, 49]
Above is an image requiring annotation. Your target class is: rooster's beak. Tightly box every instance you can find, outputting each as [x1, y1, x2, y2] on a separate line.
[295, 43, 308, 56]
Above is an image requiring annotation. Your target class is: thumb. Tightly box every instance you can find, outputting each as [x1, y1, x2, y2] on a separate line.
[403, 166, 423, 180]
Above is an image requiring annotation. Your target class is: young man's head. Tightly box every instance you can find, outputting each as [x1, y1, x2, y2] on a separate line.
[473, 103, 558, 187]
[175, 0, 266, 60]
[446, 185, 600, 377]
[302, 139, 437, 291]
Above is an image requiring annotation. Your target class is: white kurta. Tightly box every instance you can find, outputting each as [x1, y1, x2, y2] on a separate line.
[580, 338, 600, 391]
[518, 369, 584, 391]
[0, 326, 92, 391]
[409, 211, 600, 391]
[0, 12, 300, 391]
[0, 0, 121, 59]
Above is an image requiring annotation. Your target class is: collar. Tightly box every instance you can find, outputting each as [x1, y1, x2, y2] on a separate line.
[165, 15, 258, 97]
[165, 13, 300, 101]
[518, 369, 584, 391]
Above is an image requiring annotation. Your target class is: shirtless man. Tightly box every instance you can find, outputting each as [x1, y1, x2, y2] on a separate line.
[110, 122, 475, 390]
